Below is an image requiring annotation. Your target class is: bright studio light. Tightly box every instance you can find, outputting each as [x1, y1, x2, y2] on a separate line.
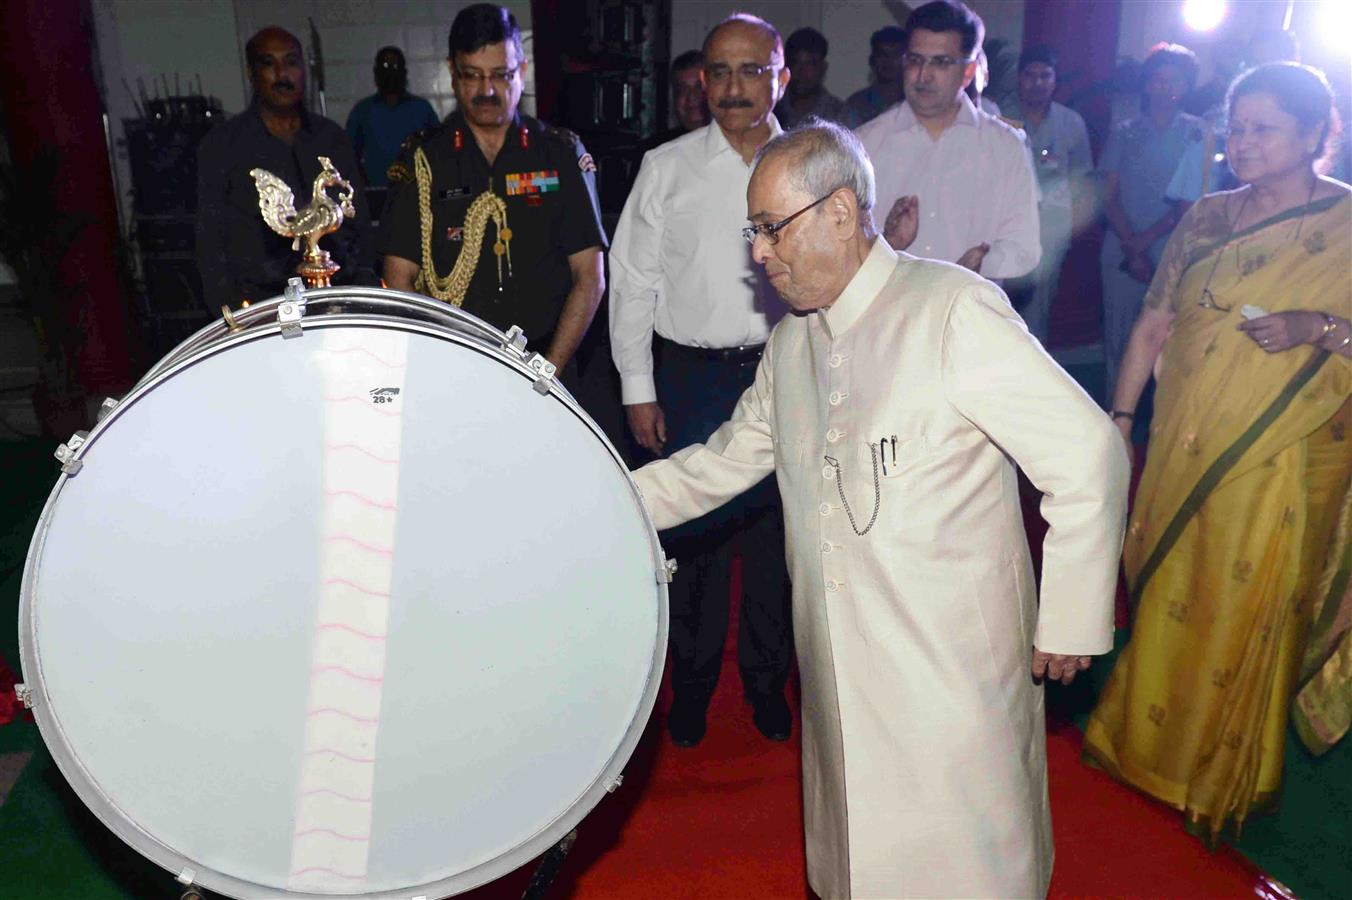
[1182, 0, 1227, 31]
[1316, 0, 1352, 49]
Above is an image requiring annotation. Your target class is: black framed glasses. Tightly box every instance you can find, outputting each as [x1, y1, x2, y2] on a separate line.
[741, 193, 834, 245]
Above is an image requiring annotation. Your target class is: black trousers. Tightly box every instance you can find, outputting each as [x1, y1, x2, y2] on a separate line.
[653, 337, 792, 705]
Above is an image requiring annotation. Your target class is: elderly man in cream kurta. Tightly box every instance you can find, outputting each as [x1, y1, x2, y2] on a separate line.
[633, 123, 1129, 898]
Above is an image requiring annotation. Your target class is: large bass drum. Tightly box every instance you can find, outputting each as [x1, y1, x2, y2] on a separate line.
[18, 286, 668, 899]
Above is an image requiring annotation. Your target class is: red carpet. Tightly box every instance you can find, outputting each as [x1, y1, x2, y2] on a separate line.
[460, 576, 1269, 898]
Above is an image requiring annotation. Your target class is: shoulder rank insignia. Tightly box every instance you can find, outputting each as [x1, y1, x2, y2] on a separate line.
[542, 123, 582, 145]
[398, 125, 436, 155]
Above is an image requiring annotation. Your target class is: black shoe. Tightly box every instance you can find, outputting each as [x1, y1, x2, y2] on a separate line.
[750, 693, 791, 742]
[668, 694, 708, 747]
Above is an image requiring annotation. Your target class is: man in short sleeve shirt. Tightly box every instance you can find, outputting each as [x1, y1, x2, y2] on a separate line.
[381, 4, 605, 375]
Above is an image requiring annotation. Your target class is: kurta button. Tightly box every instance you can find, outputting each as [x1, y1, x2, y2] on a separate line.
[818, 503, 831, 516]
[826, 429, 842, 443]
[821, 465, 835, 479]
[825, 579, 838, 592]
[828, 391, 843, 405]
[828, 354, 844, 368]
[821, 541, 833, 553]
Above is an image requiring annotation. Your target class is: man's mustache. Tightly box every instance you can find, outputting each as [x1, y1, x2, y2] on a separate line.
[717, 98, 754, 109]
[472, 95, 502, 106]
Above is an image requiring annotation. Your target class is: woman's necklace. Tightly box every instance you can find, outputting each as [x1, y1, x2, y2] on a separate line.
[1197, 176, 1318, 312]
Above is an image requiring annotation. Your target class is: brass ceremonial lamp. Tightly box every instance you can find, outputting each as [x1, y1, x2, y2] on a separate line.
[219, 156, 355, 331]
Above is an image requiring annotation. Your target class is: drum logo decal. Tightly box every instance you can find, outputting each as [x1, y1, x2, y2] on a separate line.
[369, 387, 401, 405]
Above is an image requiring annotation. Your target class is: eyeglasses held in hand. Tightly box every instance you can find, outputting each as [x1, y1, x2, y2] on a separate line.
[742, 193, 834, 245]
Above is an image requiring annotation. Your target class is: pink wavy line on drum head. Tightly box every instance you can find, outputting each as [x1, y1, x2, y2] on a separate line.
[316, 346, 409, 368]
[315, 622, 388, 641]
[307, 706, 381, 724]
[303, 747, 377, 764]
[324, 443, 400, 465]
[289, 866, 368, 880]
[297, 787, 374, 804]
[312, 664, 385, 684]
[321, 577, 391, 598]
[324, 489, 397, 510]
[323, 533, 395, 557]
[294, 827, 371, 842]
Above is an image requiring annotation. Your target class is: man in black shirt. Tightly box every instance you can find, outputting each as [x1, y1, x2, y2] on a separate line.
[380, 4, 606, 375]
[195, 27, 376, 308]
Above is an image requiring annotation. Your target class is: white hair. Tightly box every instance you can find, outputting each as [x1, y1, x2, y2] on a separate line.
[752, 118, 877, 219]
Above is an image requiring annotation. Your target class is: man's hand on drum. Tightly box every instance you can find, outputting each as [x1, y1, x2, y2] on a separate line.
[626, 402, 667, 455]
[1031, 649, 1092, 686]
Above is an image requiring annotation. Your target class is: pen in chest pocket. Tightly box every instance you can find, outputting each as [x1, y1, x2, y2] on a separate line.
[878, 435, 898, 474]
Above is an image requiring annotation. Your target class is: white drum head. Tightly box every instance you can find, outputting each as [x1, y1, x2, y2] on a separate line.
[20, 305, 666, 898]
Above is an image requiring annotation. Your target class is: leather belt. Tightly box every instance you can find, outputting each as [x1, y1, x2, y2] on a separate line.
[655, 334, 766, 364]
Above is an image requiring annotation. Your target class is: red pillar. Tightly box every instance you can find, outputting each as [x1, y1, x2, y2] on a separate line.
[0, 0, 135, 392]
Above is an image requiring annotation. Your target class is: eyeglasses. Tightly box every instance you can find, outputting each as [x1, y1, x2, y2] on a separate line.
[741, 193, 834, 245]
[704, 62, 777, 84]
[1197, 288, 1233, 313]
[455, 65, 520, 87]
[902, 52, 972, 73]
[376, 60, 406, 71]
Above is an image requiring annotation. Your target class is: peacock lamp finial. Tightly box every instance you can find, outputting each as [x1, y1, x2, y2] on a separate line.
[249, 156, 356, 288]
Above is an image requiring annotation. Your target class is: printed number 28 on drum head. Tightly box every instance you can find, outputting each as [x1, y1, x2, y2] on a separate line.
[22, 318, 665, 898]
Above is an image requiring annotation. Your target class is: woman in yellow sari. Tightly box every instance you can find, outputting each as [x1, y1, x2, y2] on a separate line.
[1084, 63, 1352, 841]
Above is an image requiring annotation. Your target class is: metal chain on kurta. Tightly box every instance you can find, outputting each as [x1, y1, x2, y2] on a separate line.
[413, 146, 512, 306]
[825, 447, 881, 536]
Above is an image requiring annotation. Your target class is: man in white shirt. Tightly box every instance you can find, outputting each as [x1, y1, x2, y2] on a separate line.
[609, 13, 793, 748]
[1002, 45, 1094, 344]
[857, 0, 1040, 279]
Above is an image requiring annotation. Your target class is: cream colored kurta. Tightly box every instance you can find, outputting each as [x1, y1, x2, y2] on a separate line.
[634, 239, 1129, 899]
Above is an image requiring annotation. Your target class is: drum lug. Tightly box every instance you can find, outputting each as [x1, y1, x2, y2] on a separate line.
[96, 397, 119, 423]
[606, 774, 624, 793]
[659, 557, 677, 583]
[54, 430, 89, 475]
[524, 353, 557, 396]
[502, 324, 529, 357]
[13, 683, 33, 709]
[175, 867, 197, 888]
[278, 277, 308, 339]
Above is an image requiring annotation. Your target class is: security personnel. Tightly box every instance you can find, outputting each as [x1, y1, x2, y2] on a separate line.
[380, 4, 605, 378]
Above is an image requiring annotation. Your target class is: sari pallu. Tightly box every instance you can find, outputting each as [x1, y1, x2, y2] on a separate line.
[1084, 192, 1352, 839]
